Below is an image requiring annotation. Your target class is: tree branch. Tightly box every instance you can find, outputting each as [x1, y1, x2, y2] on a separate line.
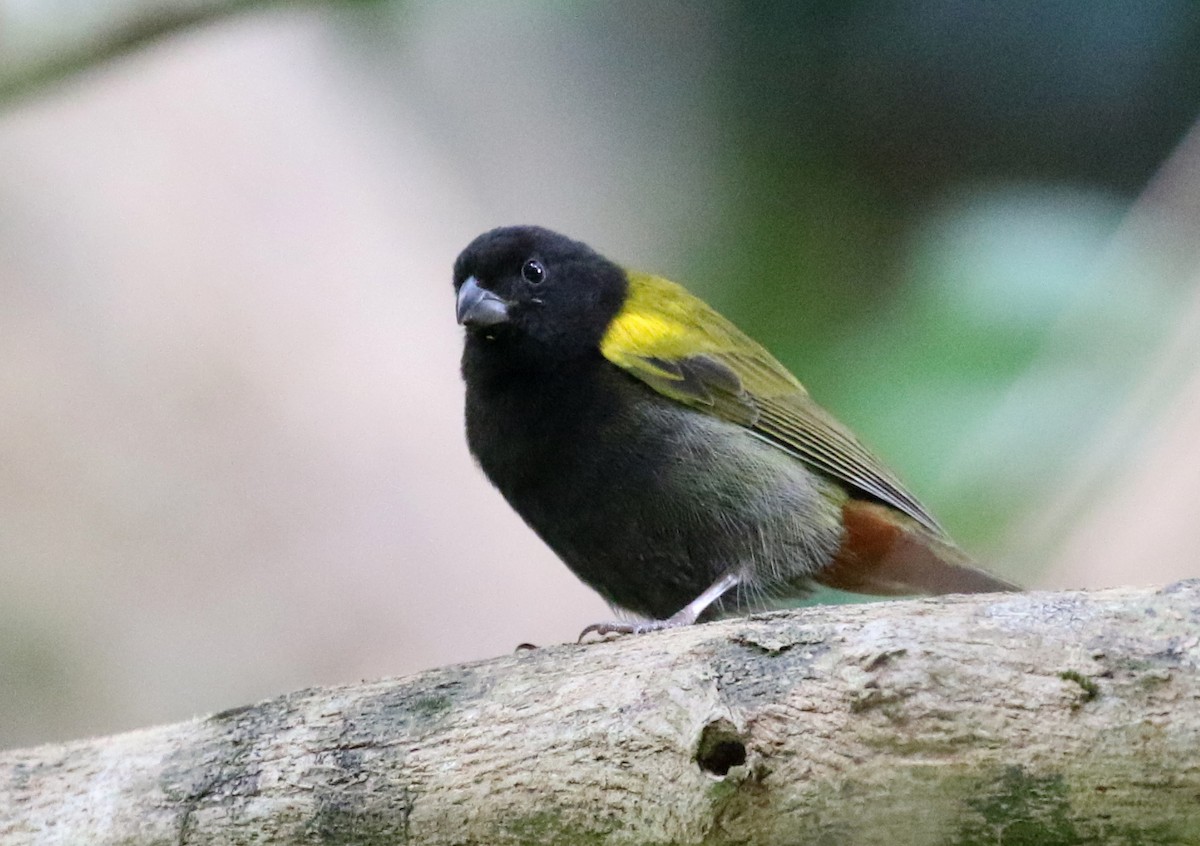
[0, 0, 294, 105]
[2, 583, 1198, 844]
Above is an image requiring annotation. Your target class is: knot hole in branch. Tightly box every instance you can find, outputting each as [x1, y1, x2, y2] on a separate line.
[695, 718, 747, 778]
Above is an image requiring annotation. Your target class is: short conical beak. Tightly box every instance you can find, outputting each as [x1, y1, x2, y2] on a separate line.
[456, 276, 511, 327]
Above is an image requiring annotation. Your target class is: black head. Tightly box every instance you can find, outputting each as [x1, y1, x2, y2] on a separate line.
[453, 226, 627, 362]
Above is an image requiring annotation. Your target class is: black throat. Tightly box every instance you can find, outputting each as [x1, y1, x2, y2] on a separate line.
[461, 336, 630, 496]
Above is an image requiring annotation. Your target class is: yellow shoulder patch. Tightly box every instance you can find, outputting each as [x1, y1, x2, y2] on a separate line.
[600, 272, 705, 370]
[600, 271, 803, 394]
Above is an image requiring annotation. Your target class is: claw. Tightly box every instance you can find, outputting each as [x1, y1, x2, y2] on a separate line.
[577, 618, 683, 643]
[577, 571, 743, 643]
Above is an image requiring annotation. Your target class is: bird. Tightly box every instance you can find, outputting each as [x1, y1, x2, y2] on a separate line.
[453, 225, 1017, 637]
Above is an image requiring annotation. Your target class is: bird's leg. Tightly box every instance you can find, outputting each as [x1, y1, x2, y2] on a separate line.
[578, 571, 741, 641]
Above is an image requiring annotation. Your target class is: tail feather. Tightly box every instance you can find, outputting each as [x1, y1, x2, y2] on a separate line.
[817, 499, 1019, 596]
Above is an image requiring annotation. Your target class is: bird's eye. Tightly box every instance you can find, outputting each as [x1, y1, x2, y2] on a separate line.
[521, 259, 545, 284]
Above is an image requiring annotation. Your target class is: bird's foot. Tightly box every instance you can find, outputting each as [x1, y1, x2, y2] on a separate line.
[577, 572, 743, 643]
[573, 604, 700, 643]
[577, 616, 689, 643]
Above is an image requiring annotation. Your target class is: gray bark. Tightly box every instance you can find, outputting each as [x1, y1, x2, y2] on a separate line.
[2, 583, 1199, 845]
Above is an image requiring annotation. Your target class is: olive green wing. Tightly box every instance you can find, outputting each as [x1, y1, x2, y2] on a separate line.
[601, 271, 944, 535]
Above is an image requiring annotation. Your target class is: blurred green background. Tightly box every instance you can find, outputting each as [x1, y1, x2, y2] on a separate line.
[2, 0, 1200, 749]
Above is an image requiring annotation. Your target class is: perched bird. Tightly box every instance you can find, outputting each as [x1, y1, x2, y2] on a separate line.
[454, 226, 1016, 635]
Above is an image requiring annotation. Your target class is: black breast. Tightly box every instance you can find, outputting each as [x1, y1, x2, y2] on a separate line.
[463, 343, 711, 614]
